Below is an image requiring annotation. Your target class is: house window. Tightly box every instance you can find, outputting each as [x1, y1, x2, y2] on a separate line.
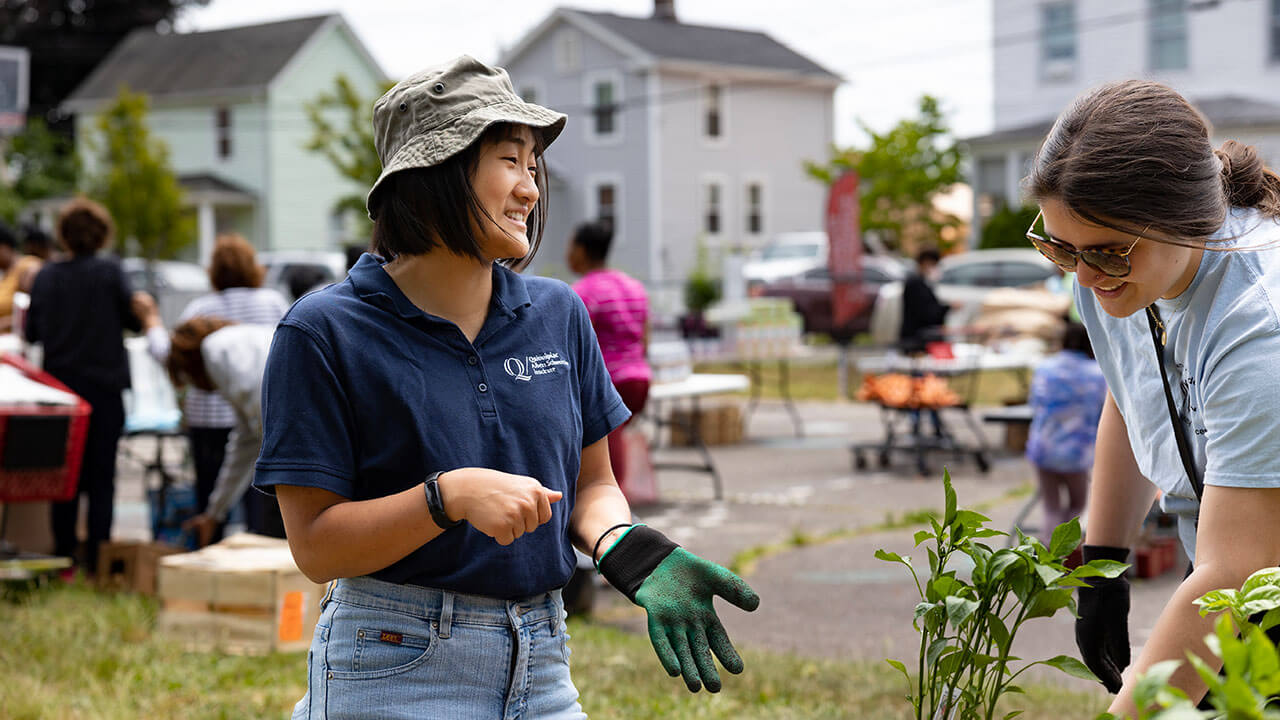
[215, 107, 231, 159]
[595, 183, 617, 229]
[745, 182, 763, 235]
[705, 84, 722, 139]
[1149, 0, 1188, 71]
[1271, 0, 1280, 61]
[704, 182, 722, 235]
[555, 30, 581, 73]
[592, 80, 617, 137]
[1041, 2, 1076, 77]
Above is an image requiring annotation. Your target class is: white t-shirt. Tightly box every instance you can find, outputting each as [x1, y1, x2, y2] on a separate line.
[1076, 208, 1280, 557]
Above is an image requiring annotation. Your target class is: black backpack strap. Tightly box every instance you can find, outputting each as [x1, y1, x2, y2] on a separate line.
[1146, 305, 1204, 501]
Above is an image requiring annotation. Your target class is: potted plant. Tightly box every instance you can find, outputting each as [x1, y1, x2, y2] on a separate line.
[877, 471, 1128, 720]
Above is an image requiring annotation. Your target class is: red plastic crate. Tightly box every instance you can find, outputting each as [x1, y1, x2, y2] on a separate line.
[0, 353, 92, 503]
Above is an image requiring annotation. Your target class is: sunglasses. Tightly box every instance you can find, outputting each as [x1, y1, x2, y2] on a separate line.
[1025, 210, 1146, 278]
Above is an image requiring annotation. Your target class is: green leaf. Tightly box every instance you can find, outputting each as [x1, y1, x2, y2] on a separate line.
[954, 509, 991, 529]
[927, 637, 950, 668]
[1037, 654, 1097, 681]
[1222, 673, 1259, 711]
[875, 549, 912, 569]
[1133, 659, 1183, 709]
[1246, 625, 1280, 681]
[987, 551, 1022, 582]
[1024, 588, 1074, 620]
[913, 529, 933, 546]
[1034, 563, 1065, 587]
[1195, 589, 1239, 616]
[944, 595, 979, 628]
[987, 612, 1010, 653]
[1002, 712, 1023, 720]
[1242, 567, 1280, 595]
[943, 469, 956, 528]
[1048, 517, 1083, 559]
[885, 658, 911, 688]
[1237, 586, 1280, 617]
[1003, 685, 1025, 695]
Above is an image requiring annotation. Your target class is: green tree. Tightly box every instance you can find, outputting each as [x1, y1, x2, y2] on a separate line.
[980, 203, 1039, 250]
[88, 86, 193, 260]
[806, 95, 965, 255]
[0, 118, 79, 223]
[304, 74, 394, 240]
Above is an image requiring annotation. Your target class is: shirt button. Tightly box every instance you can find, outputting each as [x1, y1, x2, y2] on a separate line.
[478, 383, 488, 392]
[467, 356, 478, 365]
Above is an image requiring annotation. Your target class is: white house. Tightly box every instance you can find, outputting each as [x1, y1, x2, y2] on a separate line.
[500, 1, 840, 303]
[966, 0, 1280, 245]
[61, 14, 386, 262]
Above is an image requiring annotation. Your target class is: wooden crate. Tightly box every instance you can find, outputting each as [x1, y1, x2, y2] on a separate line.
[669, 404, 743, 446]
[157, 534, 328, 655]
[96, 540, 184, 595]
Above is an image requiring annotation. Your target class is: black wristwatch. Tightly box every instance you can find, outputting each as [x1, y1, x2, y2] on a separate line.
[423, 471, 461, 530]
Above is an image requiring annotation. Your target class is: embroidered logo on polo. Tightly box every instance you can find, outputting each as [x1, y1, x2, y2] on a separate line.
[504, 351, 570, 382]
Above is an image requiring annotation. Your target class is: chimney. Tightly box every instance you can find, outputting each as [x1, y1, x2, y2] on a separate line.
[653, 0, 677, 21]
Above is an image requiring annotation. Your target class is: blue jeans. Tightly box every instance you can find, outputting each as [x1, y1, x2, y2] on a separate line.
[292, 576, 585, 720]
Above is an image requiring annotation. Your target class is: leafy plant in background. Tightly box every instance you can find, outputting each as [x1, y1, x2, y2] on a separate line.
[0, 118, 79, 224]
[876, 470, 1127, 720]
[979, 203, 1040, 251]
[1096, 568, 1280, 720]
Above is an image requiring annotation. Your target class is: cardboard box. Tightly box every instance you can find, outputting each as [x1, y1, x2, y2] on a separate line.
[669, 404, 743, 446]
[157, 533, 328, 655]
[97, 540, 184, 595]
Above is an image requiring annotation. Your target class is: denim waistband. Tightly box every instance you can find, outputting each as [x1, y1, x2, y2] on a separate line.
[330, 576, 564, 634]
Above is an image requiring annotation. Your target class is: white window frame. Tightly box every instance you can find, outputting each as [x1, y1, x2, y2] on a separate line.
[582, 69, 623, 146]
[585, 172, 624, 245]
[518, 79, 546, 106]
[554, 29, 581, 74]
[742, 175, 768, 242]
[700, 173, 730, 244]
[1269, 0, 1280, 63]
[1148, 0, 1189, 71]
[701, 81, 729, 148]
[0, 46, 30, 120]
[1040, 1, 1077, 82]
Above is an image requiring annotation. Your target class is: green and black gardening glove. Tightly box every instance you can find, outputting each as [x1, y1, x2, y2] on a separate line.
[598, 525, 760, 693]
[1075, 544, 1131, 694]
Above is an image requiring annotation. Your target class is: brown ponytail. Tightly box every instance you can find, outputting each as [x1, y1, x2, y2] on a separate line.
[167, 316, 236, 391]
[1216, 140, 1280, 219]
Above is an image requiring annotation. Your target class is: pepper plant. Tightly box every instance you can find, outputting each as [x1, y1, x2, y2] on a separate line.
[1097, 567, 1280, 720]
[876, 470, 1128, 720]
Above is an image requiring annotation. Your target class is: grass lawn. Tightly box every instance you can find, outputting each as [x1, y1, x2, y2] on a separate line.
[694, 360, 1031, 406]
[1, 580, 1106, 719]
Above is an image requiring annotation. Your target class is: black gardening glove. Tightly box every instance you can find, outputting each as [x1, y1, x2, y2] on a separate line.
[1075, 544, 1131, 694]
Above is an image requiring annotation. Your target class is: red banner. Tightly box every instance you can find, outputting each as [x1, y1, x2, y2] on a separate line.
[825, 171, 863, 328]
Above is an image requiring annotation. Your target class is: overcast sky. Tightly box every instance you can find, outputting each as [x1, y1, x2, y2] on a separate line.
[177, 0, 993, 147]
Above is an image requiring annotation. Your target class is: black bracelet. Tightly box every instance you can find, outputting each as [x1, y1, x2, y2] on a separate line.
[423, 471, 461, 530]
[592, 522, 635, 567]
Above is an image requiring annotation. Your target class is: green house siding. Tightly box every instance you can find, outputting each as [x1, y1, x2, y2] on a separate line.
[265, 24, 383, 251]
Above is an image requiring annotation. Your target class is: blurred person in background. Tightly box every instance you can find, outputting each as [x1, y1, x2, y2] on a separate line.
[154, 316, 282, 546]
[16, 224, 57, 294]
[0, 222, 18, 332]
[1025, 321, 1107, 545]
[898, 247, 949, 354]
[140, 232, 289, 543]
[567, 220, 651, 496]
[25, 197, 144, 574]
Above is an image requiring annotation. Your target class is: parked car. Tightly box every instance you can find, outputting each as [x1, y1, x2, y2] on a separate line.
[121, 257, 211, 330]
[258, 250, 349, 301]
[758, 255, 910, 339]
[934, 248, 1059, 307]
[742, 231, 828, 287]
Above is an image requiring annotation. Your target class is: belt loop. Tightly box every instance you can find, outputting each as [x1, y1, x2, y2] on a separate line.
[550, 591, 562, 636]
[319, 580, 336, 610]
[438, 591, 454, 639]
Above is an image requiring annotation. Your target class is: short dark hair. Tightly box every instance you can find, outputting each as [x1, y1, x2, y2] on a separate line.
[0, 223, 16, 249]
[915, 248, 941, 266]
[57, 197, 115, 256]
[368, 123, 549, 269]
[285, 265, 328, 301]
[1062, 322, 1094, 359]
[572, 221, 613, 264]
[20, 224, 53, 253]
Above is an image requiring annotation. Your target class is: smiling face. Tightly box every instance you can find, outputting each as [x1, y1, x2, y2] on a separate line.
[469, 125, 541, 262]
[1039, 197, 1203, 318]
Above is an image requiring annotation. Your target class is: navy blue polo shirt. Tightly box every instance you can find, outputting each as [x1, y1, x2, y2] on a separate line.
[253, 253, 629, 598]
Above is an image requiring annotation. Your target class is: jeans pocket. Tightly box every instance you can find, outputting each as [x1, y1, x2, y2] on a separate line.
[325, 602, 437, 681]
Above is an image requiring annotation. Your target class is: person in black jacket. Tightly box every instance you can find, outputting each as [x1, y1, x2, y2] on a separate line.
[25, 197, 144, 575]
[899, 248, 949, 354]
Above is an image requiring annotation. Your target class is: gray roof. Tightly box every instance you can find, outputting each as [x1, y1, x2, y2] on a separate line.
[569, 9, 839, 79]
[64, 15, 333, 106]
[966, 94, 1280, 146]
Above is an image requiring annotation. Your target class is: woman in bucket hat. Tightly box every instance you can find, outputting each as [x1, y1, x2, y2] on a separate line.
[253, 56, 759, 718]
[1024, 79, 1280, 716]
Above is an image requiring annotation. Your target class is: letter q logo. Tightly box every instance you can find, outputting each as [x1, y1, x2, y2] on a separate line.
[504, 357, 531, 381]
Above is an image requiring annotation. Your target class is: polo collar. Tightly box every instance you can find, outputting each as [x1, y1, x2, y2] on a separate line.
[348, 253, 533, 321]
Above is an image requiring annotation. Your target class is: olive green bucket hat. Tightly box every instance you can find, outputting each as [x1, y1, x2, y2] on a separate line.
[366, 55, 567, 219]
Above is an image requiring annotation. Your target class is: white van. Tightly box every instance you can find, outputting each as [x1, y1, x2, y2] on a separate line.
[742, 231, 828, 286]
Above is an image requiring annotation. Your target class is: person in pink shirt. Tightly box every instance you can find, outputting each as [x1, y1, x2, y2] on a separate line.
[568, 221, 651, 492]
